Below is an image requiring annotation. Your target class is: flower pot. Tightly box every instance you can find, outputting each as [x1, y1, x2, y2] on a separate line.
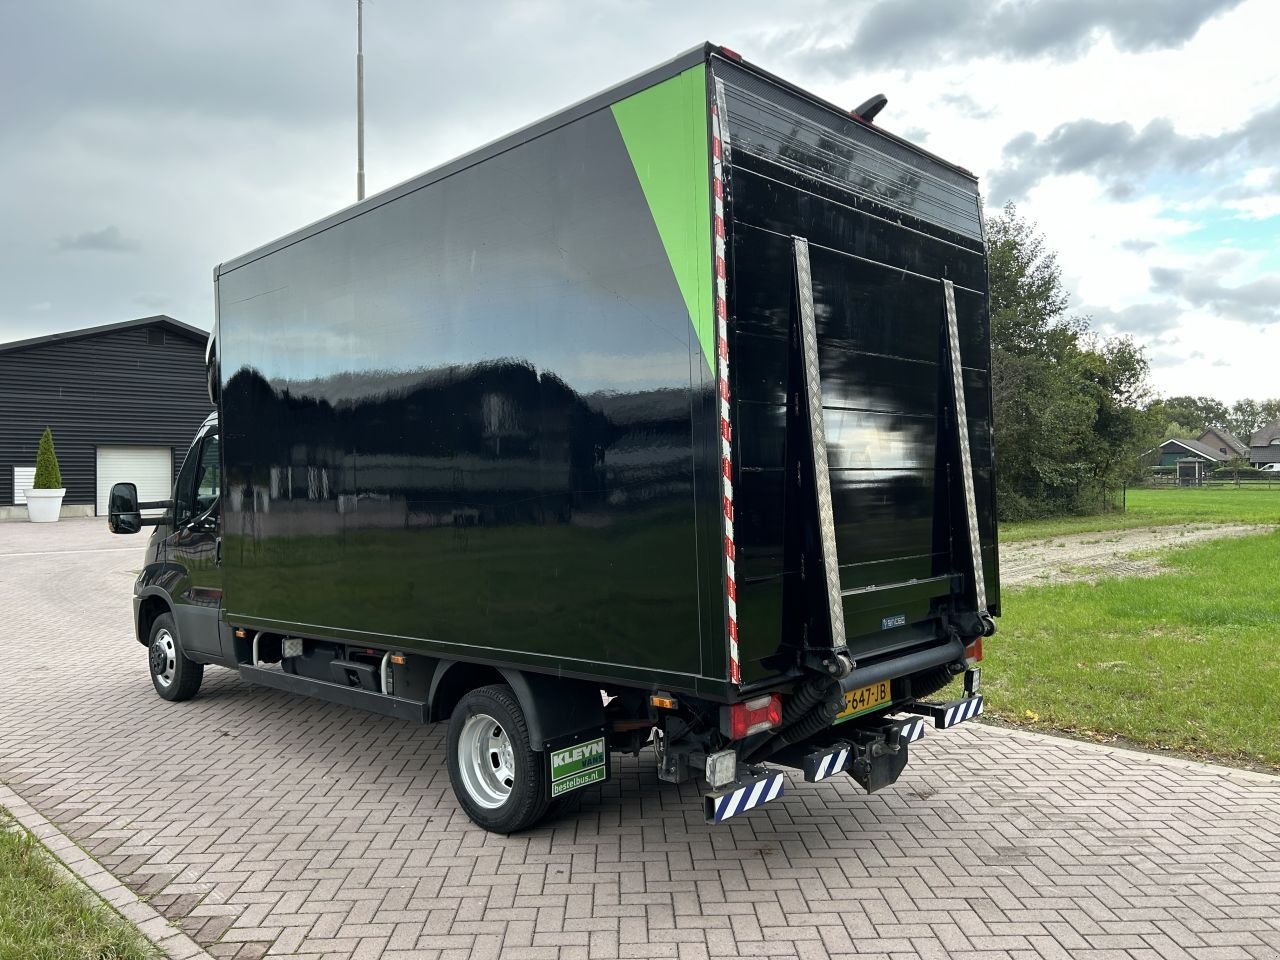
[24, 488, 66, 523]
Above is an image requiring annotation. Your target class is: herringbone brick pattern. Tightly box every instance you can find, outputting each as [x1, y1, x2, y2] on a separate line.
[2, 519, 1279, 959]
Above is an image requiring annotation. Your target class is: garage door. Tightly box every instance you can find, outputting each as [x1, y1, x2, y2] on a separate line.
[96, 447, 173, 516]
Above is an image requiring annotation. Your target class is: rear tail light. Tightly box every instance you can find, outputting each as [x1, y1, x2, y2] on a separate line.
[727, 694, 782, 739]
[965, 636, 983, 663]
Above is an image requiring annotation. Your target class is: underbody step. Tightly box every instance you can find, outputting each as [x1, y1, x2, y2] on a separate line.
[239, 664, 427, 723]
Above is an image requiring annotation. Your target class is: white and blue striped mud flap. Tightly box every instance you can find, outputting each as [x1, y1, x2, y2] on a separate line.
[911, 695, 984, 729]
[704, 770, 786, 824]
[802, 742, 852, 782]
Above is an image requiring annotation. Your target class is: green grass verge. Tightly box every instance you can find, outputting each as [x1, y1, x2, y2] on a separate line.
[984, 529, 1280, 770]
[0, 809, 158, 960]
[1001, 486, 1280, 542]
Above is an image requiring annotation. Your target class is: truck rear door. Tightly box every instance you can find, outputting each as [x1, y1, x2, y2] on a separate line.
[713, 56, 998, 683]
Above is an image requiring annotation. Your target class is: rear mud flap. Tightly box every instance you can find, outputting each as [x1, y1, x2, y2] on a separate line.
[704, 768, 785, 823]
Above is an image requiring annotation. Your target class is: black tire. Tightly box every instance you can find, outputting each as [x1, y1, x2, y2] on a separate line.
[147, 613, 203, 702]
[446, 684, 551, 833]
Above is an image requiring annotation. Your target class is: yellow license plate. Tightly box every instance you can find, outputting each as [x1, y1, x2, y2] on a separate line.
[835, 680, 890, 723]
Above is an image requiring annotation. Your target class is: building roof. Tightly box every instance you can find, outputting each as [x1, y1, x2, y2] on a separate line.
[0, 315, 208, 356]
[1159, 437, 1229, 461]
[1198, 427, 1249, 458]
[1251, 420, 1280, 448]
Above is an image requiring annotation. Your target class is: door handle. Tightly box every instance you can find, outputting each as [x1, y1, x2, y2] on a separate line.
[215, 537, 222, 566]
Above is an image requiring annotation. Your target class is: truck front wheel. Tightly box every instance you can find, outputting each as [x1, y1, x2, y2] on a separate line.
[147, 613, 203, 702]
[446, 684, 551, 833]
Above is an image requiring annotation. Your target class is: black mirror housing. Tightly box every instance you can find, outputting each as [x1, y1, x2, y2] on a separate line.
[108, 482, 142, 534]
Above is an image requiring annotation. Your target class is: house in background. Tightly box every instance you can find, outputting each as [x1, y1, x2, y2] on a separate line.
[0, 315, 211, 519]
[1149, 437, 1230, 468]
[1198, 427, 1249, 461]
[1250, 421, 1280, 468]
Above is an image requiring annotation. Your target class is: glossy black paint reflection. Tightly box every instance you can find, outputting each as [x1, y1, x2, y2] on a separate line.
[216, 108, 709, 683]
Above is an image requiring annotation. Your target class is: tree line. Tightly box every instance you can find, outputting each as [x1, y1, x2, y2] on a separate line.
[983, 203, 1280, 519]
[988, 203, 1279, 520]
[986, 203, 1164, 519]
[1155, 395, 1280, 445]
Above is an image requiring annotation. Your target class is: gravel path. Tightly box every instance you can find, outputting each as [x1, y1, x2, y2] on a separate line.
[1001, 522, 1275, 586]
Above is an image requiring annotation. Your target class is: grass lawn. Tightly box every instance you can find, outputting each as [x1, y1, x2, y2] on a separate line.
[0, 809, 157, 960]
[983, 529, 1280, 770]
[1001, 485, 1280, 542]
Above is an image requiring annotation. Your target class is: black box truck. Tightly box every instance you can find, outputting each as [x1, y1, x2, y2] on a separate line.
[109, 44, 998, 832]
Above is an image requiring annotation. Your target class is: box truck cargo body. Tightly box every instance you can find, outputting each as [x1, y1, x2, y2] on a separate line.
[110, 45, 998, 832]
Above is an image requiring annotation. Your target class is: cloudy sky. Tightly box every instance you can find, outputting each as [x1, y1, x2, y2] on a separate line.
[2, 0, 1276, 402]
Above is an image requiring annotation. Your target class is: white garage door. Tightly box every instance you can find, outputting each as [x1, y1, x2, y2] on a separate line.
[96, 447, 174, 516]
[12, 466, 36, 505]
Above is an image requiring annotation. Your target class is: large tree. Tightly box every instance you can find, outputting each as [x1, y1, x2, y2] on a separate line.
[986, 203, 1161, 518]
[1157, 395, 1231, 436]
[1227, 398, 1280, 440]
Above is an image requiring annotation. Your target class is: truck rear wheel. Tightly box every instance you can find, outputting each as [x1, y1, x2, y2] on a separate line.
[148, 613, 203, 702]
[446, 684, 551, 833]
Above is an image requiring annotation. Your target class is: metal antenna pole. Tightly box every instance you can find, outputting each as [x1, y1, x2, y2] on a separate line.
[356, 0, 365, 201]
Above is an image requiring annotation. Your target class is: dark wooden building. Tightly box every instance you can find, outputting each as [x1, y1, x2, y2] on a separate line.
[0, 316, 212, 518]
[1249, 421, 1280, 468]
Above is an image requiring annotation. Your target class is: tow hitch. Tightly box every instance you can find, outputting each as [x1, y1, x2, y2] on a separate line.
[846, 718, 920, 792]
[771, 715, 928, 792]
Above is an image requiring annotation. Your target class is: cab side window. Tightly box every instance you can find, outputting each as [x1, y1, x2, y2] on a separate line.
[175, 433, 220, 525]
[193, 436, 221, 519]
[174, 441, 201, 524]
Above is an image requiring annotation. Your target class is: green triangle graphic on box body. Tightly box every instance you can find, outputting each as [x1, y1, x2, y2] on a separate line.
[611, 64, 714, 372]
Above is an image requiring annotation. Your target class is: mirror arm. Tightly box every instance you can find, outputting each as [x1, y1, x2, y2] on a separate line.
[138, 499, 173, 511]
[140, 515, 173, 527]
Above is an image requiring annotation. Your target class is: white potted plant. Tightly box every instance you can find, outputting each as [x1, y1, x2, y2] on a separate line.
[25, 427, 66, 522]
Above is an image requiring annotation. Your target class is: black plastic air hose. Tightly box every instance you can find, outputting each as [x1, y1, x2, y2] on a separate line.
[744, 675, 842, 762]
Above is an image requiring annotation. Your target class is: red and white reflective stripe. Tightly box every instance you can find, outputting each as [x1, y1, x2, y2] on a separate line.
[711, 90, 739, 685]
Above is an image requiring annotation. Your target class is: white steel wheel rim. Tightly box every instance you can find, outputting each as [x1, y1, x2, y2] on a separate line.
[458, 713, 516, 810]
[151, 630, 177, 688]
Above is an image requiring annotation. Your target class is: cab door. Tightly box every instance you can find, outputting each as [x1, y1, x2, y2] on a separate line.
[168, 430, 225, 661]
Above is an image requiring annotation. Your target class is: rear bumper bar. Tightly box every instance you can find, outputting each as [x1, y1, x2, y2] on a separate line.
[838, 636, 965, 693]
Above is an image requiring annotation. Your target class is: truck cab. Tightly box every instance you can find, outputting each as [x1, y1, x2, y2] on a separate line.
[109, 411, 231, 696]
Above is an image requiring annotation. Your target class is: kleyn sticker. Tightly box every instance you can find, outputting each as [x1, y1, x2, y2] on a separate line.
[881, 614, 907, 630]
[549, 736, 606, 797]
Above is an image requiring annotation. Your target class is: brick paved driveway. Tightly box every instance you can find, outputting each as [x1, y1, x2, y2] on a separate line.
[3, 518, 1280, 960]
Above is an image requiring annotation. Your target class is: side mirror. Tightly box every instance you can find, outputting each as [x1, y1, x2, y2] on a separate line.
[108, 482, 142, 534]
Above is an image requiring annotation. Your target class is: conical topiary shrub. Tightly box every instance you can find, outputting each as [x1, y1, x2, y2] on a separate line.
[33, 427, 62, 489]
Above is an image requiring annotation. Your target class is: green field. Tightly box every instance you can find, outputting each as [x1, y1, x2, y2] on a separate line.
[1001, 485, 1280, 542]
[0, 809, 158, 960]
[988, 487, 1280, 769]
